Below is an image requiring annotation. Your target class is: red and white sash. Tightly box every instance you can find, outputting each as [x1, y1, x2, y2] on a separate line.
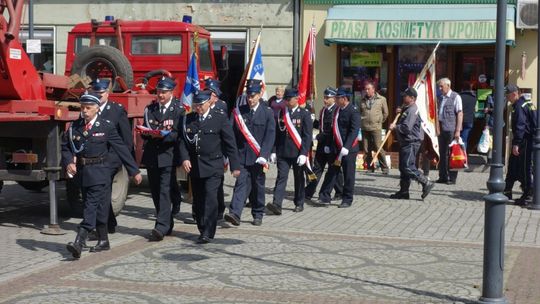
[332, 106, 358, 163]
[283, 109, 314, 171]
[233, 107, 261, 156]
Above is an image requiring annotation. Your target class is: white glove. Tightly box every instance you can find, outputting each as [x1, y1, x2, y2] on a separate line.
[297, 155, 307, 166]
[340, 147, 349, 156]
[324, 146, 331, 154]
[312, 134, 318, 142]
[270, 153, 277, 164]
[255, 157, 267, 165]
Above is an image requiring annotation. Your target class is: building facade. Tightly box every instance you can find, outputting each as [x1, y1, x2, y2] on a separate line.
[23, 0, 297, 97]
[302, 0, 538, 152]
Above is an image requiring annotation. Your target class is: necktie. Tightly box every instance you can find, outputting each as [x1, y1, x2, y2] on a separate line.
[160, 105, 166, 115]
[250, 109, 255, 116]
[84, 122, 92, 131]
[199, 115, 204, 122]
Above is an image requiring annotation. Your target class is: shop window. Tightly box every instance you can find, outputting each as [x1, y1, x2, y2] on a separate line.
[19, 27, 55, 73]
[339, 45, 388, 105]
[131, 36, 182, 55]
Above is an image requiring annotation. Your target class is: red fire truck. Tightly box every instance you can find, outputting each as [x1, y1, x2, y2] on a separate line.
[0, 1, 224, 232]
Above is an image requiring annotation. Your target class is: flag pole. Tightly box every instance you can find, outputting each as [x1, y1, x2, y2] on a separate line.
[370, 41, 440, 167]
[236, 27, 262, 98]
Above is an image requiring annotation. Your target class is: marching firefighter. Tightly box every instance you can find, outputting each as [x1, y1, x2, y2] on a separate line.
[266, 88, 313, 215]
[62, 93, 142, 259]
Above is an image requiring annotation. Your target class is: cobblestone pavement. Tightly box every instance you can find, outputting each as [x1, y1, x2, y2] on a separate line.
[1, 168, 539, 303]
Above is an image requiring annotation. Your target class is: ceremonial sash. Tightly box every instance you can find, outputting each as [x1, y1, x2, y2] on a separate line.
[283, 109, 315, 177]
[332, 107, 358, 165]
[233, 107, 269, 171]
[233, 107, 262, 156]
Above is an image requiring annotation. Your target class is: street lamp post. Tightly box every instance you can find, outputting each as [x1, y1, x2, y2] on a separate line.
[531, 2, 540, 211]
[479, 0, 508, 303]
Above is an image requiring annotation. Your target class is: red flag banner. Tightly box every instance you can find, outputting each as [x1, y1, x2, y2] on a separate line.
[413, 43, 440, 162]
[298, 25, 316, 106]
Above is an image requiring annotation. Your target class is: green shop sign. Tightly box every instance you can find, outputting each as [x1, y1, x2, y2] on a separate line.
[325, 20, 515, 41]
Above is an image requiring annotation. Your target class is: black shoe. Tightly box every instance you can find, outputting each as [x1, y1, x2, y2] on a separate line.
[266, 203, 282, 215]
[514, 196, 529, 206]
[421, 181, 435, 199]
[90, 225, 110, 252]
[66, 227, 88, 259]
[435, 179, 448, 184]
[108, 225, 116, 234]
[382, 169, 389, 175]
[197, 235, 211, 244]
[252, 218, 262, 226]
[503, 191, 513, 201]
[389, 192, 410, 199]
[338, 203, 351, 208]
[87, 230, 98, 241]
[332, 194, 343, 201]
[313, 200, 330, 206]
[224, 213, 241, 226]
[172, 204, 180, 215]
[293, 205, 304, 212]
[149, 228, 164, 241]
[245, 202, 252, 208]
[446, 180, 456, 185]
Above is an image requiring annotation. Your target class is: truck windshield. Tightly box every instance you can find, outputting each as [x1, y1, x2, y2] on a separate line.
[75, 36, 117, 54]
[198, 38, 212, 72]
[132, 36, 182, 55]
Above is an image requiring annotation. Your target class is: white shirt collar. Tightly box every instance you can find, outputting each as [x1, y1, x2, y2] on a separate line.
[99, 101, 108, 113]
[443, 89, 454, 98]
[160, 97, 173, 111]
[289, 105, 299, 113]
[275, 98, 283, 103]
[327, 103, 335, 110]
[250, 103, 260, 113]
[200, 108, 211, 120]
[86, 115, 98, 126]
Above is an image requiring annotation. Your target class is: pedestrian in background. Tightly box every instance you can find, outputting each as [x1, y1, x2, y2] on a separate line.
[359, 81, 389, 174]
[459, 81, 476, 151]
[268, 86, 286, 121]
[436, 77, 463, 185]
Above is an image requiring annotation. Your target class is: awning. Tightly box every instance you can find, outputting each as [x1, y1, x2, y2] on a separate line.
[324, 4, 516, 45]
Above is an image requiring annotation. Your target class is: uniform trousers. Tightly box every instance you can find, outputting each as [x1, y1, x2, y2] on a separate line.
[170, 171, 181, 212]
[362, 129, 388, 170]
[229, 164, 265, 219]
[80, 183, 109, 231]
[192, 174, 222, 238]
[273, 157, 306, 208]
[105, 166, 120, 230]
[147, 166, 174, 235]
[218, 176, 225, 218]
[505, 139, 533, 194]
[437, 130, 458, 182]
[305, 150, 343, 199]
[319, 152, 358, 205]
[399, 142, 427, 183]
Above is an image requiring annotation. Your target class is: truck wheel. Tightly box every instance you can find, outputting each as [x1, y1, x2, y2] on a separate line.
[111, 166, 128, 216]
[65, 178, 83, 217]
[17, 181, 49, 192]
[71, 45, 134, 91]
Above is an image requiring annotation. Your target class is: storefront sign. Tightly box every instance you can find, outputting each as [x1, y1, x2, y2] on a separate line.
[325, 20, 515, 42]
[351, 52, 382, 67]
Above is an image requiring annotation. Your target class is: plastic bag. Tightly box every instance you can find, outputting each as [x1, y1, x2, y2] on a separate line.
[449, 138, 468, 171]
[477, 128, 491, 153]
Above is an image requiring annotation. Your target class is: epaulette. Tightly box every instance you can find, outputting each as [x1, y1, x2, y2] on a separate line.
[522, 101, 537, 110]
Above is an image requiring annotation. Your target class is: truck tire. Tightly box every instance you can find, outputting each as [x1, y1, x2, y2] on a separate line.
[111, 166, 128, 216]
[71, 45, 134, 91]
[17, 181, 49, 192]
[65, 167, 128, 218]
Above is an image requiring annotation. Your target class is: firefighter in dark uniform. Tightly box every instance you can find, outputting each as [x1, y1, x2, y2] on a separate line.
[224, 80, 275, 226]
[266, 88, 313, 215]
[141, 77, 184, 241]
[179, 90, 241, 243]
[305, 87, 344, 201]
[205, 78, 229, 220]
[389, 87, 434, 200]
[62, 93, 142, 259]
[316, 87, 360, 208]
[89, 78, 132, 235]
[503, 84, 536, 205]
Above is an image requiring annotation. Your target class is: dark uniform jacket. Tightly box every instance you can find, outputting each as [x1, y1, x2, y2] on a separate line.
[395, 103, 424, 144]
[141, 98, 184, 168]
[512, 96, 537, 146]
[179, 111, 240, 178]
[315, 104, 338, 152]
[275, 107, 313, 158]
[232, 104, 276, 166]
[213, 99, 229, 115]
[330, 103, 361, 154]
[99, 100, 133, 169]
[61, 117, 139, 187]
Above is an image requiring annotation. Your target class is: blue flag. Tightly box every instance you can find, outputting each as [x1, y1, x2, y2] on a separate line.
[181, 53, 200, 111]
[247, 43, 267, 100]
